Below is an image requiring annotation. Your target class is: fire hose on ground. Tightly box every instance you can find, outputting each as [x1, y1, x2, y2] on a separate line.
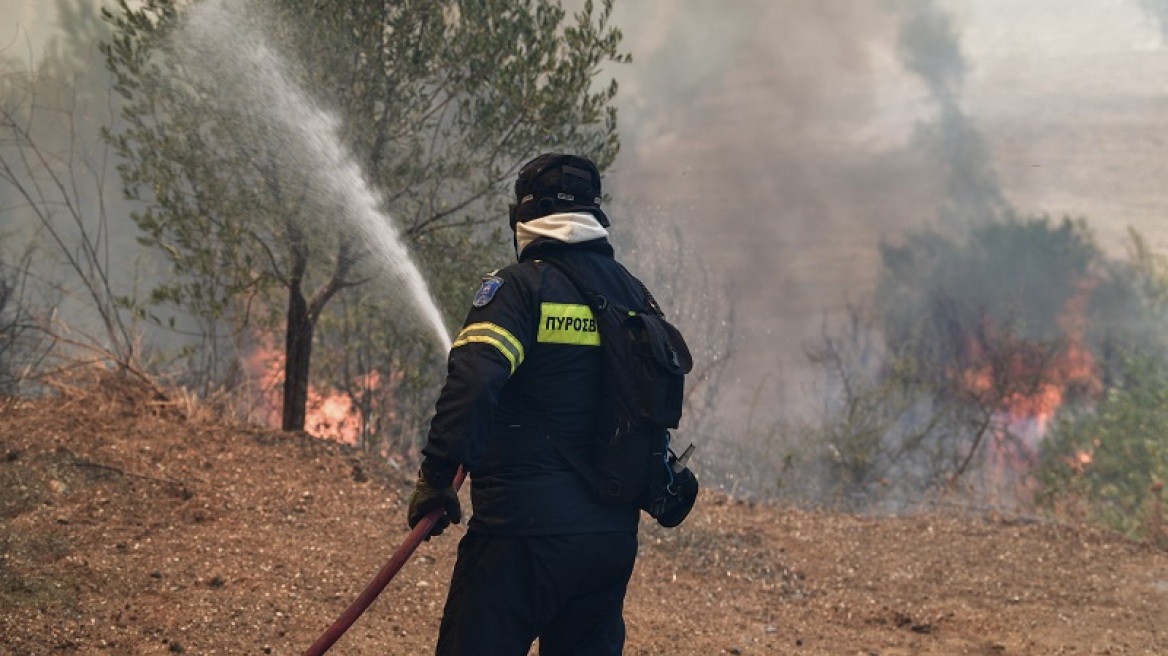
[303, 467, 468, 656]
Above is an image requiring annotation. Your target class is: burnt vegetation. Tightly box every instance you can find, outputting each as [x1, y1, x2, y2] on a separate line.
[741, 216, 1168, 547]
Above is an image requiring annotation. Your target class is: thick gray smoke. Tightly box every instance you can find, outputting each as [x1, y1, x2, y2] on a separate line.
[605, 1, 1168, 502]
[0, 0, 145, 359]
[607, 0, 991, 422]
[898, 0, 1007, 228]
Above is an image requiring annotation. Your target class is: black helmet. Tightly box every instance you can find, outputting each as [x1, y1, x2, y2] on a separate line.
[509, 153, 609, 229]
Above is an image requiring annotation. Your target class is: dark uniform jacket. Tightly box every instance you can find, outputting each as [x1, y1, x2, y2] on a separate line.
[421, 237, 646, 535]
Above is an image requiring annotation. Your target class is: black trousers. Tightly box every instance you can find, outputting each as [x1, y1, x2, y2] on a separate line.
[434, 531, 638, 656]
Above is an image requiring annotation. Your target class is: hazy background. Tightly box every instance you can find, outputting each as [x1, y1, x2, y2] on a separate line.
[6, 0, 1168, 430]
[604, 0, 1168, 423]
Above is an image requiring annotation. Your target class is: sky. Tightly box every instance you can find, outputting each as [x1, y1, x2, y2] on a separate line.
[6, 0, 1168, 425]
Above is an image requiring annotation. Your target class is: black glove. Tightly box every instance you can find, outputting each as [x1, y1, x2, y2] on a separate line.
[407, 464, 462, 539]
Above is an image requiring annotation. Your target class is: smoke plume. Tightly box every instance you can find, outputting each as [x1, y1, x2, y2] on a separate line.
[898, 0, 1007, 228]
[608, 0, 997, 420]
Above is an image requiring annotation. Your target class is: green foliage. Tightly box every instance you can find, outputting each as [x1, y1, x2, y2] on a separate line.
[258, 0, 627, 241]
[1037, 352, 1168, 540]
[102, 0, 296, 385]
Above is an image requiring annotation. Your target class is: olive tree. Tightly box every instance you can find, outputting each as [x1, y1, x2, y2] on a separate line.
[101, 0, 628, 432]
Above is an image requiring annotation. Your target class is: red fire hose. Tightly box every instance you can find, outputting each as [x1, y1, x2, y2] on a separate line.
[303, 467, 467, 656]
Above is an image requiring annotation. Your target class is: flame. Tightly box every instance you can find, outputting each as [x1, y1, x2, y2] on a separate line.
[961, 280, 1099, 424]
[243, 333, 380, 445]
[1070, 449, 1094, 473]
[956, 279, 1102, 497]
[242, 333, 284, 427]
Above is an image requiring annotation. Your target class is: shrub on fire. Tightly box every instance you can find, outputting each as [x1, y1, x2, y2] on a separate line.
[1036, 352, 1168, 543]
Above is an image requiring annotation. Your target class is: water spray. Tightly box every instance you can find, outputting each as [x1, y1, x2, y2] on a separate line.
[175, 1, 465, 650]
[179, 0, 451, 351]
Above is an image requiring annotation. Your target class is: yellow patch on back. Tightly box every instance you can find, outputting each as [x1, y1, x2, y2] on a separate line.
[538, 303, 601, 346]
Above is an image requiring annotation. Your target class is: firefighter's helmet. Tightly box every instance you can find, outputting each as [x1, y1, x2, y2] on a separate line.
[509, 153, 608, 229]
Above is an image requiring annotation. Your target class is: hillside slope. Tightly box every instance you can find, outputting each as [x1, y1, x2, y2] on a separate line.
[1, 385, 1166, 655]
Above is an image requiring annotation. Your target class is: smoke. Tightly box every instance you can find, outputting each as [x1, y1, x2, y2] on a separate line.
[604, 1, 1168, 504]
[607, 0, 1000, 421]
[1137, 0, 1168, 38]
[0, 0, 152, 361]
[898, 0, 1007, 228]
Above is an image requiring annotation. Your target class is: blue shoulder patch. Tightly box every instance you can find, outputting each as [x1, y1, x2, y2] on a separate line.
[473, 274, 505, 307]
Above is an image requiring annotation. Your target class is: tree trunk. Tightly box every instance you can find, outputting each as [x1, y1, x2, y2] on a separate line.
[279, 235, 355, 433]
[282, 282, 314, 432]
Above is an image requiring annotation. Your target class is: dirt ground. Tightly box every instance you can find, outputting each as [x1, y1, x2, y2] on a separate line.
[2, 384, 1166, 655]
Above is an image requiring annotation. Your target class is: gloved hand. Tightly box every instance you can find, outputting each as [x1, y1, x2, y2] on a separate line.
[407, 471, 462, 539]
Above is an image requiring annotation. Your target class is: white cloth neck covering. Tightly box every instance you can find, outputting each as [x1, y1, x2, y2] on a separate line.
[516, 212, 608, 255]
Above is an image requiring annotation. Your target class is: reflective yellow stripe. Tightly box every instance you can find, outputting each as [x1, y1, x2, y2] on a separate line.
[452, 322, 525, 373]
[538, 303, 601, 346]
[457, 322, 524, 358]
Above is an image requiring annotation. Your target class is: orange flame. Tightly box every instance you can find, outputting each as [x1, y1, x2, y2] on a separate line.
[243, 334, 380, 445]
[961, 280, 1100, 429]
[1070, 449, 1093, 473]
[957, 279, 1102, 499]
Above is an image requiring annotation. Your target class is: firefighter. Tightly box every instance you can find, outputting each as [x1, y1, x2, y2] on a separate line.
[408, 153, 653, 655]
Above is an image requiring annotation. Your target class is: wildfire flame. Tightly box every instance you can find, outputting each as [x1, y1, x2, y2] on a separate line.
[963, 281, 1099, 417]
[1070, 449, 1093, 473]
[961, 339, 1097, 431]
[957, 279, 1102, 495]
[244, 334, 379, 445]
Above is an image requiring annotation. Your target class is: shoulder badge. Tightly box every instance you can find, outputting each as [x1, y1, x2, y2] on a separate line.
[473, 274, 505, 307]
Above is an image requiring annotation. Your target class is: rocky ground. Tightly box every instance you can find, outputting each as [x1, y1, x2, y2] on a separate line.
[2, 382, 1166, 655]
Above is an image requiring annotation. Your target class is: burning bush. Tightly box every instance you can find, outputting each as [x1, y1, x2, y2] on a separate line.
[777, 216, 1168, 519]
[1036, 353, 1168, 544]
